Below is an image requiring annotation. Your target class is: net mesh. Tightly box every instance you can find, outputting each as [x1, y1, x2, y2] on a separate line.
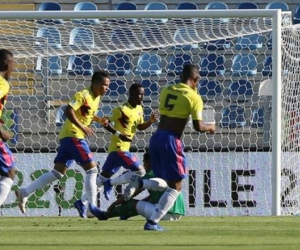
[0, 11, 295, 216]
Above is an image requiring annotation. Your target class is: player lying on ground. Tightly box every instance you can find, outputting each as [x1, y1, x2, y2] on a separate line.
[76, 152, 185, 221]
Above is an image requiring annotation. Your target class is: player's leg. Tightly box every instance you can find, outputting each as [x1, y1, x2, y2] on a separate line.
[104, 199, 139, 220]
[0, 143, 15, 206]
[103, 151, 145, 200]
[16, 138, 72, 213]
[124, 177, 168, 201]
[144, 131, 185, 231]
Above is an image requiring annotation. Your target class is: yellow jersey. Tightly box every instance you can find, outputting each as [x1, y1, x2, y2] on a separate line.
[0, 75, 9, 119]
[59, 87, 101, 139]
[108, 102, 144, 152]
[159, 83, 203, 120]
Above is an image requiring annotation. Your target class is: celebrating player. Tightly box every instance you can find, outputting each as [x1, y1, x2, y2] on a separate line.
[15, 70, 126, 215]
[0, 49, 16, 207]
[75, 83, 158, 218]
[130, 64, 215, 230]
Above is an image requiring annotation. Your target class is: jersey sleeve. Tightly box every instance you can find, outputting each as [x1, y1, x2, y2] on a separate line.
[107, 107, 121, 122]
[68, 92, 84, 111]
[190, 94, 203, 121]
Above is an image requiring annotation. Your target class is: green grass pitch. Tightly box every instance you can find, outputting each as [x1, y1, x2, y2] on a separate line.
[1, 216, 300, 250]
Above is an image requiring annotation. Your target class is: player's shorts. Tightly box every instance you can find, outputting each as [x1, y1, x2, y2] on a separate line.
[54, 137, 94, 167]
[0, 141, 15, 176]
[102, 151, 141, 174]
[149, 129, 187, 182]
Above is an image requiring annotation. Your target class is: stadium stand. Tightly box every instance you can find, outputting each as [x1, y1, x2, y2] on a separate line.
[144, 2, 168, 24]
[67, 54, 93, 76]
[105, 53, 131, 76]
[72, 2, 100, 25]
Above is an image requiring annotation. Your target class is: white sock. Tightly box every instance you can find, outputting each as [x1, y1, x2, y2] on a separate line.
[110, 170, 145, 186]
[136, 200, 156, 220]
[0, 176, 13, 206]
[81, 175, 105, 205]
[23, 169, 63, 197]
[85, 168, 98, 205]
[143, 178, 168, 191]
[149, 187, 179, 223]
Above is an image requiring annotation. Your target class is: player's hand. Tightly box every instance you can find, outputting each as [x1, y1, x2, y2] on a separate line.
[82, 126, 94, 137]
[119, 134, 132, 142]
[0, 129, 13, 142]
[96, 116, 109, 127]
[150, 110, 159, 123]
[209, 124, 216, 134]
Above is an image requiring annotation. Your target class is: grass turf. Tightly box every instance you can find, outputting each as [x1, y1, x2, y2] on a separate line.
[1, 216, 300, 250]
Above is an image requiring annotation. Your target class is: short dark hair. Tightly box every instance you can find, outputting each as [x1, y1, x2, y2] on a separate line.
[180, 64, 199, 83]
[129, 83, 143, 95]
[91, 70, 110, 85]
[0, 49, 13, 72]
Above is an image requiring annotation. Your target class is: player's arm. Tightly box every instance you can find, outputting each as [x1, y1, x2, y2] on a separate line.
[191, 96, 215, 134]
[64, 105, 94, 137]
[0, 125, 13, 142]
[193, 120, 215, 133]
[137, 110, 158, 131]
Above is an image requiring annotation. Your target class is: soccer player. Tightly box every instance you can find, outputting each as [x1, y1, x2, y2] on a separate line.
[94, 152, 185, 221]
[15, 70, 129, 214]
[75, 83, 158, 218]
[131, 64, 215, 231]
[0, 49, 16, 207]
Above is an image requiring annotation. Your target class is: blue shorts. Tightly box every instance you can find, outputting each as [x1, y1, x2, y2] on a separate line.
[102, 151, 141, 175]
[149, 129, 187, 182]
[54, 137, 94, 167]
[0, 141, 15, 175]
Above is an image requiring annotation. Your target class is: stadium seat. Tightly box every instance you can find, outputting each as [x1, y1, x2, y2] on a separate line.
[220, 106, 247, 128]
[36, 56, 62, 75]
[140, 80, 159, 98]
[230, 53, 257, 76]
[69, 27, 95, 48]
[199, 53, 225, 76]
[37, 2, 63, 24]
[199, 79, 222, 100]
[176, 2, 198, 10]
[235, 34, 264, 50]
[110, 28, 136, 50]
[167, 54, 193, 76]
[105, 53, 131, 76]
[36, 27, 62, 48]
[236, 2, 258, 9]
[135, 53, 162, 76]
[294, 5, 300, 24]
[173, 28, 199, 50]
[106, 80, 127, 97]
[144, 2, 168, 24]
[202, 38, 231, 51]
[73, 2, 100, 25]
[113, 2, 138, 24]
[205, 2, 229, 23]
[142, 28, 167, 48]
[262, 56, 272, 76]
[68, 54, 93, 76]
[226, 80, 253, 102]
[55, 105, 67, 127]
[175, 2, 198, 24]
[205, 2, 228, 9]
[250, 107, 264, 128]
[265, 2, 289, 11]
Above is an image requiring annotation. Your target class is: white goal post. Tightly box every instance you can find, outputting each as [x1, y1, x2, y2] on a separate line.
[0, 9, 293, 217]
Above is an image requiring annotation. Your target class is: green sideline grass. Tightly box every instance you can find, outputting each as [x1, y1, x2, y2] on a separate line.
[1, 216, 300, 250]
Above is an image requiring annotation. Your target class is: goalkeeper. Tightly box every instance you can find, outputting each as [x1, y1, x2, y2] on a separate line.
[92, 152, 185, 221]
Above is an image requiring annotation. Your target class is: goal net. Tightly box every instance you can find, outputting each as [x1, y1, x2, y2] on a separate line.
[0, 10, 294, 216]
